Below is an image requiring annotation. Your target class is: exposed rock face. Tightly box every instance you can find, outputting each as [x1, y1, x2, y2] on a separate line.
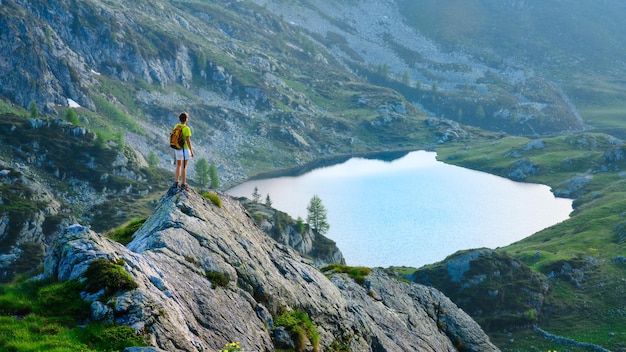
[411, 249, 550, 332]
[238, 197, 345, 267]
[0, 115, 154, 281]
[42, 189, 499, 351]
[0, 158, 62, 282]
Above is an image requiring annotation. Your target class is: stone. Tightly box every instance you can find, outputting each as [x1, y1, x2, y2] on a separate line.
[91, 300, 113, 321]
[273, 326, 295, 349]
[40, 189, 499, 351]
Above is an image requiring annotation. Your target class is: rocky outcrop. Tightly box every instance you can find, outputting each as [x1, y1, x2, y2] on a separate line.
[0, 158, 63, 282]
[411, 249, 550, 332]
[0, 114, 159, 281]
[238, 197, 345, 267]
[42, 189, 499, 351]
[553, 174, 593, 198]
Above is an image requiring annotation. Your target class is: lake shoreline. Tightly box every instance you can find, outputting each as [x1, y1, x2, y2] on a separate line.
[242, 149, 417, 182]
[228, 151, 573, 268]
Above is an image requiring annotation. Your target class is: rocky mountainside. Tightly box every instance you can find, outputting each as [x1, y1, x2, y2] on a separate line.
[409, 249, 550, 332]
[3, 1, 626, 349]
[253, 0, 586, 135]
[1, 0, 440, 188]
[1, 0, 598, 191]
[0, 113, 346, 282]
[42, 188, 499, 351]
[0, 113, 153, 282]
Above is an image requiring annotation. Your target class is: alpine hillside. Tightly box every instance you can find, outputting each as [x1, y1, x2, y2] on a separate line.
[2, 0, 626, 351]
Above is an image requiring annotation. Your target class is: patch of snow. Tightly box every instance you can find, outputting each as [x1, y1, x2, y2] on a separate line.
[67, 98, 81, 108]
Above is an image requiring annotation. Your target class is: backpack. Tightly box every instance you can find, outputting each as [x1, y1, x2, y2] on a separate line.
[170, 124, 185, 150]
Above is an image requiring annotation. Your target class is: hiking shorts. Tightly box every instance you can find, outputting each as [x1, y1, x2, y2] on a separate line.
[175, 148, 191, 161]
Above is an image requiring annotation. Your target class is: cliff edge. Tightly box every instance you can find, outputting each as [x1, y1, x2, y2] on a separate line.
[42, 188, 498, 351]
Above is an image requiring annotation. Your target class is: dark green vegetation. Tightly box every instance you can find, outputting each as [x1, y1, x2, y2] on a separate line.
[83, 259, 138, 298]
[274, 309, 320, 352]
[205, 270, 230, 288]
[201, 191, 223, 208]
[106, 217, 147, 245]
[0, 274, 145, 351]
[321, 264, 371, 286]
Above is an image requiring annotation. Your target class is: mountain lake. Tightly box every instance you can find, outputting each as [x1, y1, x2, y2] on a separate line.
[227, 150, 573, 268]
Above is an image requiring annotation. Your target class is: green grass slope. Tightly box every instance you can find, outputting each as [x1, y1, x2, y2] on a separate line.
[424, 135, 626, 351]
[0, 270, 146, 351]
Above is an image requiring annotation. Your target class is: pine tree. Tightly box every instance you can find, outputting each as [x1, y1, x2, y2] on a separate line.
[252, 187, 261, 203]
[195, 158, 210, 186]
[209, 162, 220, 189]
[402, 69, 411, 86]
[65, 108, 79, 125]
[147, 151, 160, 167]
[265, 194, 273, 207]
[29, 101, 39, 119]
[306, 195, 330, 235]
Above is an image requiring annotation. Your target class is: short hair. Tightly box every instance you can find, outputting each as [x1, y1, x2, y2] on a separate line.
[178, 112, 188, 123]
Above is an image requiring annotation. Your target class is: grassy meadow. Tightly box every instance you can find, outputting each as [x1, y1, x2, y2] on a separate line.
[434, 119, 626, 350]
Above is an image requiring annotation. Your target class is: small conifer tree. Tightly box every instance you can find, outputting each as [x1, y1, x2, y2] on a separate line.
[306, 195, 330, 235]
[209, 162, 220, 189]
[29, 101, 39, 119]
[402, 69, 411, 86]
[265, 194, 273, 207]
[65, 107, 79, 125]
[195, 158, 210, 186]
[252, 186, 261, 203]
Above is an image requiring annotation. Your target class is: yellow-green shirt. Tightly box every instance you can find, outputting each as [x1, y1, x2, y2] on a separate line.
[177, 124, 192, 149]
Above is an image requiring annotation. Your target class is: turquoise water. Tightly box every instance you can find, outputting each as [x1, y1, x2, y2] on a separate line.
[227, 151, 573, 268]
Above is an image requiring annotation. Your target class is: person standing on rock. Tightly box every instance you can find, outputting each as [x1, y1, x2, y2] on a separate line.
[173, 112, 194, 191]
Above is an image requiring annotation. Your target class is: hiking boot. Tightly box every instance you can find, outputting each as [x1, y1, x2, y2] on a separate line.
[172, 181, 180, 189]
[180, 183, 190, 191]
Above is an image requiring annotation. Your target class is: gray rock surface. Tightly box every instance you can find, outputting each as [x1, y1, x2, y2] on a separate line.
[42, 189, 499, 351]
[238, 198, 346, 267]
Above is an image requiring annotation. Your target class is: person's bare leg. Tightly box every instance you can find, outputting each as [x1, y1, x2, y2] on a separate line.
[181, 160, 188, 185]
[174, 160, 182, 187]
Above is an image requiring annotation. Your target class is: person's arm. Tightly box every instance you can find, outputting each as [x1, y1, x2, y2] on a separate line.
[186, 136, 194, 157]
